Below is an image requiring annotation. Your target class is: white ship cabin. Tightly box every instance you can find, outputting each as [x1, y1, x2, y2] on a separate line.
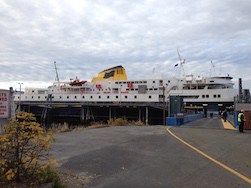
[15, 65, 238, 104]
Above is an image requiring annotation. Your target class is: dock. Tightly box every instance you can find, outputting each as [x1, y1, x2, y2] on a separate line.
[50, 118, 251, 187]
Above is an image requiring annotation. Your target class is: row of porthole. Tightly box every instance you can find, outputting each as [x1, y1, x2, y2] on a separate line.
[22, 95, 153, 99]
[202, 94, 221, 98]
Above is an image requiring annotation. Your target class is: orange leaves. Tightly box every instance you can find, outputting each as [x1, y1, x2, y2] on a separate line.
[0, 111, 57, 184]
[6, 169, 15, 181]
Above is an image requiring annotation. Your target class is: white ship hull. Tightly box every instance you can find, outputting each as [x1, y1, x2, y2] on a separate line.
[16, 76, 238, 107]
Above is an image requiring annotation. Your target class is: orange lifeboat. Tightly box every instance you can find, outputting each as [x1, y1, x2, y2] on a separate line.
[70, 77, 87, 86]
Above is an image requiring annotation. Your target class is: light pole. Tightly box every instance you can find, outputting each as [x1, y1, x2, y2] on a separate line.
[119, 86, 121, 105]
[18, 83, 23, 113]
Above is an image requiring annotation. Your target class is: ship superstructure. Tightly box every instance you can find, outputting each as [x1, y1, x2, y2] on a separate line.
[15, 65, 238, 108]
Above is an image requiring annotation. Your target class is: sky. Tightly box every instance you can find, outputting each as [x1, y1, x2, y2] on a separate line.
[0, 0, 251, 91]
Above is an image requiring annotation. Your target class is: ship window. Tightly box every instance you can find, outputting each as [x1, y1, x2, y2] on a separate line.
[32, 90, 34, 93]
[143, 81, 147, 83]
[153, 81, 155, 83]
[32, 96, 34, 99]
[131, 89, 134, 91]
[168, 80, 170, 83]
[38, 96, 40, 99]
[210, 81, 214, 83]
[139, 81, 142, 83]
[119, 82, 122, 84]
[123, 82, 126, 84]
[134, 96, 137, 99]
[67, 96, 69, 99]
[38, 90, 45, 94]
[218, 94, 221, 98]
[82, 96, 84, 99]
[75, 96, 77, 99]
[45, 96, 47, 99]
[206, 95, 209, 98]
[131, 81, 135, 84]
[135, 81, 138, 84]
[126, 89, 129, 91]
[107, 96, 109, 99]
[154, 88, 158, 91]
[115, 82, 118, 84]
[149, 95, 152, 99]
[125, 96, 127, 99]
[135, 88, 138, 91]
[99, 96, 101, 99]
[90, 96, 93, 99]
[116, 96, 118, 99]
[149, 88, 153, 91]
[213, 95, 216, 98]
[202, 95, 205, 98]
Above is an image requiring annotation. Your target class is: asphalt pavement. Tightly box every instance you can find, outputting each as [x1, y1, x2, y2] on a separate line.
[50, 118, 251, 188]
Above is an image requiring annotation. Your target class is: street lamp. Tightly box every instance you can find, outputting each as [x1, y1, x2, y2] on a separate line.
[18, 83, 23, 113]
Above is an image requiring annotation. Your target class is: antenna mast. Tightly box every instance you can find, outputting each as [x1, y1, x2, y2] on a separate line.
[54, 61, 60, 86]
[177, 48, 186, 77]
[211, 61, 216, 76]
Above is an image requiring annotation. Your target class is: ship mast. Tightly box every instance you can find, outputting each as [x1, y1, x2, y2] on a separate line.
[177, 48, 186, 78]
[211, 61, 216, 76]
[54, 61, 60, 86]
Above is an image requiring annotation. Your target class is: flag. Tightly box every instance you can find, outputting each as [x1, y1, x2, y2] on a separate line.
[174, 63, 178, 67]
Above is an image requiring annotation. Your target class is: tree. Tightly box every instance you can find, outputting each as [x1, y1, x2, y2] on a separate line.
[0, 111, 57, 185]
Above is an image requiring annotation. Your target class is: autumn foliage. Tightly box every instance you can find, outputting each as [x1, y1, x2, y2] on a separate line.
[0, 111, 57, 185]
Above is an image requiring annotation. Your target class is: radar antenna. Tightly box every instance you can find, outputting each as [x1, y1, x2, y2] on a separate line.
[177, 48, 186, 77]
[54, 61, 60, 86]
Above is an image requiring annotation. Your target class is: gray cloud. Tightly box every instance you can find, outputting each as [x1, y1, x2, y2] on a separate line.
[0, 0, 251, 90]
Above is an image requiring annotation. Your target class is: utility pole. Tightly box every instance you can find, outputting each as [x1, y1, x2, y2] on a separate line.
[18, 83, 23, 113]
[163, 86, 165, 125]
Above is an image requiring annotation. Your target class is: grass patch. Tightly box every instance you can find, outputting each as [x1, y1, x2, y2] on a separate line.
[51, 122, 71, 133]
[108, 117, 145, 126]
[88, 122, 110, 129]
[50, 119, 146, 133]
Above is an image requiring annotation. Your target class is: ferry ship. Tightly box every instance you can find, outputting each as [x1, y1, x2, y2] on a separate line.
[15, 64, 238, 109]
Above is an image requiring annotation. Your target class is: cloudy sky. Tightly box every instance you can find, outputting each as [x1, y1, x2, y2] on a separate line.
[1, 0, 251, 91]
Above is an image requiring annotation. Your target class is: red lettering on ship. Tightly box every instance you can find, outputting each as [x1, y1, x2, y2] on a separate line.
[0, 93, 7, 97]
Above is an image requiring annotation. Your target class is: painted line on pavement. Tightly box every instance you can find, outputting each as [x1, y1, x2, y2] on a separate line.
[166, 128, 251, 184]
[221, 119, 237, 130]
